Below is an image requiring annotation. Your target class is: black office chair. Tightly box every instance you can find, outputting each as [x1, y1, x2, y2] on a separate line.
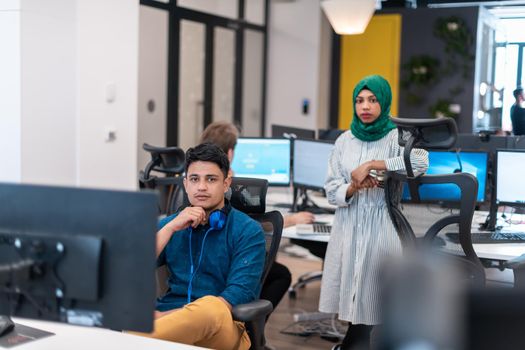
[229, 177, 284, 350]
[139, 143, 187, 215]
[384, 117, 485, 286]
[155, 177, 283, 350]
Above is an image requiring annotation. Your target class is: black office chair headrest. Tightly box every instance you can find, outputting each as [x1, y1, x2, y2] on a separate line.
[143, 143, 186, 175]
[229, 177, 268, 214]
[391, 117, 458, 150]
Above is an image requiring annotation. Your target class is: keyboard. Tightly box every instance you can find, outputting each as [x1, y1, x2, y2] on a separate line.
[296, 223, 332, 235]
[446, 231, 525, 244]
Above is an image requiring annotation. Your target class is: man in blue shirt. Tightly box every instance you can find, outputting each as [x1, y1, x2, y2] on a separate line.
[141, 143, 265, 350]
[511, 87, 525, 136]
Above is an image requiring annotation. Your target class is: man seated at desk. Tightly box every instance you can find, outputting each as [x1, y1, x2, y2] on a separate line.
[137, 143, 266, 350]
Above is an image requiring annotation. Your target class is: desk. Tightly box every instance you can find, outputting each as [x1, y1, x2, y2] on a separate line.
[267, 188, 333, 244]
[282, 213, 333, 243]
[268, 188, 525, 262]
[436, 210, 525, 262]
[10, 318, 204, 350]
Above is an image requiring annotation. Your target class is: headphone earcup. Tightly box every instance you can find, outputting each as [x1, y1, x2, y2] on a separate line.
[209, 209, 227, 230]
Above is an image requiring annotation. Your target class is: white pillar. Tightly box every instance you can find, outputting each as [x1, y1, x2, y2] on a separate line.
[0, 1, 21, 183]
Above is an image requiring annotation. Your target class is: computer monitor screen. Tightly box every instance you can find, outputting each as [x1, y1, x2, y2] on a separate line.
[231, 138, 291, 186]
[402, 151, 488, 203]
[0, 183, 158, 332]
[496, 150, 525, 206]
[293, 139, 334, 190]
[271, 124, 316, 139]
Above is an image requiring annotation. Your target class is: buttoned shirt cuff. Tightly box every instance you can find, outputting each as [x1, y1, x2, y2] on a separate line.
[385, 157, 405, 172]
[335, 183, 354, 206]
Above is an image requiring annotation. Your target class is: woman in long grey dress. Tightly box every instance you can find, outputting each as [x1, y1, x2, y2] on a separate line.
[319, 75, 428, 349]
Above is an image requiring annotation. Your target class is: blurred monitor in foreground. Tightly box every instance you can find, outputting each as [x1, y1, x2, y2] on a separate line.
[0, 183, 158, 332]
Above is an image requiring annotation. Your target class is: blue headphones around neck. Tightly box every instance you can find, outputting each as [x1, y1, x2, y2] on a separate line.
[186, 206, 229, 304]
[208, 208, 228, 231]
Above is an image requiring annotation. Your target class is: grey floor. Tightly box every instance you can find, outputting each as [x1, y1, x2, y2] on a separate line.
[265, 243, 340, 350]
[264, 240, 515, 350]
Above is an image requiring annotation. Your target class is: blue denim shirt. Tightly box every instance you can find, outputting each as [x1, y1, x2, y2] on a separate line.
[156, 207, 265, 311]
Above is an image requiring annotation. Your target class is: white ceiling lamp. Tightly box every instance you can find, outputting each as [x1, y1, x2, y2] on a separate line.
[321, 0, 377, 35]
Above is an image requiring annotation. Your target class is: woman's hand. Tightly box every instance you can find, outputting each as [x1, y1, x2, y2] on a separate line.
[351, 162, 372, 186]
[360, 176, 378, 188]
[345, 176, 378, 200]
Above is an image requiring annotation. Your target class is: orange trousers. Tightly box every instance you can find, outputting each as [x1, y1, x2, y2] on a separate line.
[136, 295, 250, 350]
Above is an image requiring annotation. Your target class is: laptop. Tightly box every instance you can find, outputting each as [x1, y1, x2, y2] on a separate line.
[296, 223, 332, 235]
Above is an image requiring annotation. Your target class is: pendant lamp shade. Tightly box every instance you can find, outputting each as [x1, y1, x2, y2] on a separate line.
[321, 0, 376, 35]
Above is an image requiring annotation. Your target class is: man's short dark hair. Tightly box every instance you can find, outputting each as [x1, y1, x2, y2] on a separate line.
[185, 143, 230, 178]
[514, 87, 523, 99]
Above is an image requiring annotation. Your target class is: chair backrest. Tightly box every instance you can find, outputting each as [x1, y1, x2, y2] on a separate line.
[228, 177, 282, 284]
[142, 143, 186, 177]
[229, 177, 268, 214]
[385, 117, 485, 285]
[250, 211, 284, 285]
[139, 143, 187, 215]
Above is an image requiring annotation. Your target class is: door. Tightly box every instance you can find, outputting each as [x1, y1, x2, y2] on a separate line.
[140, 0, 268, 149]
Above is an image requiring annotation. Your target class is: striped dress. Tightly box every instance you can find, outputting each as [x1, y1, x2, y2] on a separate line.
[318, 128, 428, 325]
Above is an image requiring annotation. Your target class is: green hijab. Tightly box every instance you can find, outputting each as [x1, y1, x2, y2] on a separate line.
[350, 75, 397, 142]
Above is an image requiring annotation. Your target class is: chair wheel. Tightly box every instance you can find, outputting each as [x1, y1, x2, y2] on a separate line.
[288, 290, 296, 299]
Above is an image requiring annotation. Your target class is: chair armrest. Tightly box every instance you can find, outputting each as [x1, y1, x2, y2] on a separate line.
[505, 254, 525, 270]
[231, 299, 273, 322]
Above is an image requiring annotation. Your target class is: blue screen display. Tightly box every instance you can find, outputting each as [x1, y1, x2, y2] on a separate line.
[402, 151, 488, 202]
[231, 138, 291, 185]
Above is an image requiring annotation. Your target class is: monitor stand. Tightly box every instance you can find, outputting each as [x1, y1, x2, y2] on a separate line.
[292, 187, 334, 214]
[480, 192, 498, 232]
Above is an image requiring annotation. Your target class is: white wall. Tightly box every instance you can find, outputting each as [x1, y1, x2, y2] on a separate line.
[137, 6, 168, 174]
[0, 1, 21, 183]
[0, 0, 140, 190]
[20, 0, 76, 186]
[76, 0, 139, 190]
[266, 0, 325, 135]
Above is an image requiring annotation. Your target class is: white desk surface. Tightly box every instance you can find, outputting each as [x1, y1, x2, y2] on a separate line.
[268, 189, 525, 261]
[11, 318, 205, 350]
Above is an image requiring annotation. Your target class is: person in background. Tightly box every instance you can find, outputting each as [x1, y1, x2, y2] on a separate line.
[511, 87, 525, 136]
[200, 121, 313, 315]
[138, 143, 266, 350]
[319, 75, 428, 350]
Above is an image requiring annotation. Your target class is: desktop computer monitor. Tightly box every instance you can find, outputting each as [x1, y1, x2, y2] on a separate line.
[402, 150, 488, 203]
[231, 138, 291, 186]
[495, 150, 525, 206]
[271, 124, 316, 140]
[293, 139, 334, 190]
[455, 133, 507, 152]
[0, 183, 158, 332]
[506, 136, 525, 150]
[318, 128, 344, 141]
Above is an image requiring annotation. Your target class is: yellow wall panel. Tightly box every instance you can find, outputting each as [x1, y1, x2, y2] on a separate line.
[338, 14, 401, 129]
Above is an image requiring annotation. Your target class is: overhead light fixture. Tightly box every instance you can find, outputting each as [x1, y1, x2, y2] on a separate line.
[321, 0, 377, 35]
